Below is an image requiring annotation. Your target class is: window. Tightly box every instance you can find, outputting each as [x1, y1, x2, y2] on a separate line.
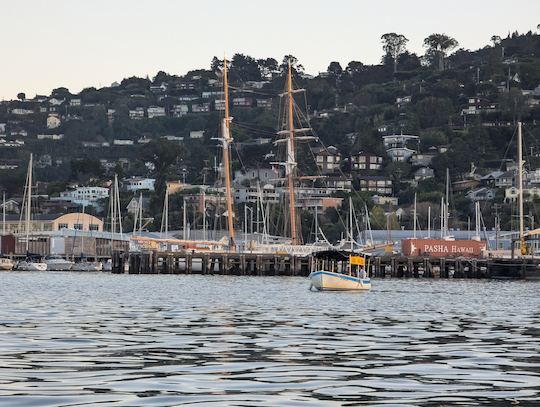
[89, 224, 99, 231]
[74, 223, 83, 230]
[58, 223, 68, 230]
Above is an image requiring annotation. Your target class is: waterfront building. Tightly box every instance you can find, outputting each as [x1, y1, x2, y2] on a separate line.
[1, 212, 103, 234]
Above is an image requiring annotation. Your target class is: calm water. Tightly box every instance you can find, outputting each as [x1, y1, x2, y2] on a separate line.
[0, 273, 539, 406]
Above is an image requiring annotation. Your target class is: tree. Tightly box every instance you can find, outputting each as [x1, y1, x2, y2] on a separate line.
[381, 33, 409, 73]
[230, 53, 262, 82]
[257, 58, 278, 79]
[17, 92, 25, 101]
[415, 97, 454, 128]
[423, 34, 459, 71]
[140, 139, 183, 195]
[210, 56, 223, 73]
[280, 55, 304, 74]
[327, 61, 343, 77]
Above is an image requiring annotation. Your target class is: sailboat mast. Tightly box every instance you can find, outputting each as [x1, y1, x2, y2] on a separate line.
[427, 205, 431, 238]
[222, 57, 236, 250]
[286, 62, 299, 245]
[518, 121, 524, 240]
[26, 154, 33, 253]
[349, 197, 354, 251]
[2, 192, 5, 236]
[445, 168, 450, 235]
[413, 192, 417, 239]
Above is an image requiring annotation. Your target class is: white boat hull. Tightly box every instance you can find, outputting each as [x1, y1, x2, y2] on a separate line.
[15, 261, 48, 271]
[72, 262, 103, 272]
[0, 258, 14, 271]
[309, 271, 371, 291]
[45, 261, 74, 271]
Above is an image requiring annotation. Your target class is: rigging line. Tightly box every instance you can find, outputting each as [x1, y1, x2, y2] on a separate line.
[228, 85, 280, 97]
[304, 144, 350, 235]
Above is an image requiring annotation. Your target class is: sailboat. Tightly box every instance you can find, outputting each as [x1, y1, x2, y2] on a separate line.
[14, 154, 47, 271]
[72, 206, 103, 272]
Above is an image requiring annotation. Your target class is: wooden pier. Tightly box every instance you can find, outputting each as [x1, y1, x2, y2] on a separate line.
[113, 251, 493, 278]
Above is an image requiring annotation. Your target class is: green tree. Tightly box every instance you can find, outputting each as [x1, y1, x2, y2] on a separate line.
[381, 33, 409, 73]
[327, 61, 343, 77]
[423, 33, 459, 71]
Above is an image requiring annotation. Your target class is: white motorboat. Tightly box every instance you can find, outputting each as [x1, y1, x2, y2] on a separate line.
[0, 257, 14, 271]
[44, 255, 74, 271]
[309, 250, 371, 291]
[72, 259, 103, 272]
[15, 257, 47, 271]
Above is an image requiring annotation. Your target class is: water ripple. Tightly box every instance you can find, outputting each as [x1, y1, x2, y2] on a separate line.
[0, 273, 539, 406]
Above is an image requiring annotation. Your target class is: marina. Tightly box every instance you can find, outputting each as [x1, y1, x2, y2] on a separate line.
[111, 249, 540, 279]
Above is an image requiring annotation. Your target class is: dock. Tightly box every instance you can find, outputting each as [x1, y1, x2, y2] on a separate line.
[113, 251, 496, 278]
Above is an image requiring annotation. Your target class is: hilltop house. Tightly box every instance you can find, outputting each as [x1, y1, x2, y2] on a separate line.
[382, 134, 419, 162]
[314, 146, 341, 174]
[350, 152, 383, 171]
[147, 106, 166, 118]
[122, 177, 156, 192]
[52, 186, 109, 208]
[480, 171, 514, 188]
[129, 107, 145, 120]
[126, 196, 151, 215]
[466, 187, 496, 201]
[358, 176, 393, 195]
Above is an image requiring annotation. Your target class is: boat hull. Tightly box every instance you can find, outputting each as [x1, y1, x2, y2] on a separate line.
[309, 271, 371, 291]
[72, 262, 103, 272]
[0, 259, 14, 271]
[15, 261, 47, 271]
[45, 261, 74, 271]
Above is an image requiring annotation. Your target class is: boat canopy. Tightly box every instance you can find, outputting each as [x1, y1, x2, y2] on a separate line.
[312, 250, 370, 260]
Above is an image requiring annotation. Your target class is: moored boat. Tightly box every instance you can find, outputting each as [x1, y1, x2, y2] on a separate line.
[44, 255, 74, 271]
[0, 257, 14, 271]
[309, 250, 371, 291]
[15, 255, 47, 271]
[72, 257, 103, 272]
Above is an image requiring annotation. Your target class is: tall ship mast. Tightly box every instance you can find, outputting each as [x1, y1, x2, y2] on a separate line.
[285, 62, 299, 245]
[274, 62, 314, 245]
[221, 57, 236, 250]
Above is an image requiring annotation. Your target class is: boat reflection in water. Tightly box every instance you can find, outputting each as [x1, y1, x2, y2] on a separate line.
[309, 250, 371, 291]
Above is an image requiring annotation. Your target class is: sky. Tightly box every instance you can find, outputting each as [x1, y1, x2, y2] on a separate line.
[1, 0, 539, 100]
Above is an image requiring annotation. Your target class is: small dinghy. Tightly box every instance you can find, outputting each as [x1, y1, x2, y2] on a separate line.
[309, 250, 371, 291]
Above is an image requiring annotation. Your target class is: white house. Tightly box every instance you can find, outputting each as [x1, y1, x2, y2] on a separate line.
[37, 134, 64, 141]
[190, 130, 205, 139]
[382, 134, 419, 162]
[147, 106, 166, 118]
[123, 177, 156, 192]
[172, 105, 189, 117]
[129, 107, 145, 120]
[54, 186, 109, 208]
[113, 139, 135, 146]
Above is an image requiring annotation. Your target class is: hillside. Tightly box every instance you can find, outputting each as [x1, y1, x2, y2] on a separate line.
[1, 30, 540, 240]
